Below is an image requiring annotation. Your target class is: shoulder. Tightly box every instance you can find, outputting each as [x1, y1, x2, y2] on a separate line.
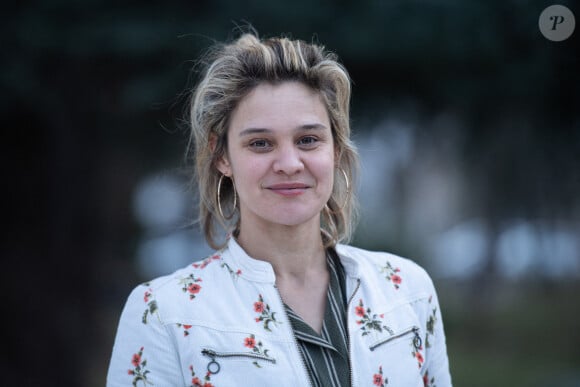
[336, 244, 436, 292]
[122, 252, 227, 318]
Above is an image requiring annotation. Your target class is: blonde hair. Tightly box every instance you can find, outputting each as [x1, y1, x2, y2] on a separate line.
[187, 31, 359, 249]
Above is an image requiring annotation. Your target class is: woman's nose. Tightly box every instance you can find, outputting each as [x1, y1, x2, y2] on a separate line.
[272, 144, 304, 175]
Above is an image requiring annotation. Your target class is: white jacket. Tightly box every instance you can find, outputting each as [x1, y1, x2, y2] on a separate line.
[107, 238, 452, 387]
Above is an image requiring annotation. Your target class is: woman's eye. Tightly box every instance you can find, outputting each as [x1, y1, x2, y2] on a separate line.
[298, 136, 318, 146]
[249, 139, 271, 150]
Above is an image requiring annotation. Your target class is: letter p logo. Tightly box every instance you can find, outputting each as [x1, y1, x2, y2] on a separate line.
[550, 15, 565, 30]
[539, 5, 576, 41]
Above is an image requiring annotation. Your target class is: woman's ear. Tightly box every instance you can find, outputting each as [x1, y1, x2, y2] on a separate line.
[334, 144, 342, 168]
[210, 134, 232, 176]
[216, 155, 231, 176]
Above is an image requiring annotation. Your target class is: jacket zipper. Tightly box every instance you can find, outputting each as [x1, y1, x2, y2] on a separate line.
[273, 284, 314, 387]
[201, 348, 276, 375]
[368, 326, 421, 352]
[345, 278, 361, 387]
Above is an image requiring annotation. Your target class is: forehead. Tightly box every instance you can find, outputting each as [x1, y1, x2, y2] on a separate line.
[228, 82, 330, 134]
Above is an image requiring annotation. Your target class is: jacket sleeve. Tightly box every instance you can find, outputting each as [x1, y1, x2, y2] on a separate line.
[422, 274, 453, 387]
[106, 283, 184, 387]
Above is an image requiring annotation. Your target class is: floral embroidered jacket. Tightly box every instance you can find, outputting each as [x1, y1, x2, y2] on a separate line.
[107, 238, 452, 387]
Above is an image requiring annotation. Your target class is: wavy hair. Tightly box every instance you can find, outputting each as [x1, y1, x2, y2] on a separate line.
[187, 30, 359, 249]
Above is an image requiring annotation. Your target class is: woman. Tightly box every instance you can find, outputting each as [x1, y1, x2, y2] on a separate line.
[107, 31, 452, 387]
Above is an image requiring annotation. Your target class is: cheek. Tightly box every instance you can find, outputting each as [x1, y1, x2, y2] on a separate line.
[231, 156, 267, 189]
[311, 158, 336, 188]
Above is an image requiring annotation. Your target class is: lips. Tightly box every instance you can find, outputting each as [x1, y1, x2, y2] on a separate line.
[268, 183, 309, 190]
[266, 182, 310, 197]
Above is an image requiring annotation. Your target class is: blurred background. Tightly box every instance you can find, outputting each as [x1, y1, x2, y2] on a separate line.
[2, 0, 579, 386]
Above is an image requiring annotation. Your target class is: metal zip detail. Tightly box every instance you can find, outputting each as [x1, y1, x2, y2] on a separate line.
[345, 278, 361, 387]
[346, 278, 361, 309]
[273, 284, 313, 387]
[369, 326, 421, 352]
[201, 349, 276, 363]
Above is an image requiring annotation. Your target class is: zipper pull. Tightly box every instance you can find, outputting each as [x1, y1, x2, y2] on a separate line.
[201, 349, 221, 375]
[412, 327, 422, 350]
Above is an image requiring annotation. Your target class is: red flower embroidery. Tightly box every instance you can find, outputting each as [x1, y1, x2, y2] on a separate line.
[373, 365, 387, 386]
[142, 288, 158, 324]
[254, 301, 265, 313]
[189, 364, 213, 387]
[188, 283, 202, 294]
[423, 370, 435, 387]
[411, 330, 425, 368]
[253, 294, 279, 331]
[178, 323, 193, 336]
[380, 261, 403, 289]
[426, 296, 438, 349]
[181, 273, 203, 300]
[192, 254, 221, 269]
[416, 351, 424, 364]
[131, 353, 141, 367]
[355, 299, 389, 336]
[243, 334, 273, 367]
[244, 336, 256, 348]
[221, 262, 242, 279]
[391, 274, 402, 285]
[128, 347, 150, 385]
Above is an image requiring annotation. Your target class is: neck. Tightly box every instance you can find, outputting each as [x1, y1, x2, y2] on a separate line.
[236, 217, 326, 279]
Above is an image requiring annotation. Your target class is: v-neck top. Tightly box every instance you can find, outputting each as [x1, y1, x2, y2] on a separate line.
[284, 248, 351, 387]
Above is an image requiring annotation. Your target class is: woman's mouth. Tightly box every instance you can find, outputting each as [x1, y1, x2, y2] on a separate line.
[266, 183, 310, 197]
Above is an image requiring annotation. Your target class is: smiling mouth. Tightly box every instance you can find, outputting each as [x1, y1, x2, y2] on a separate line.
[266, 184, 309, 196]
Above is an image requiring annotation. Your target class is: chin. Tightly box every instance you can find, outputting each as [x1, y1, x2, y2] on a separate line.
[264, 209, 322, 228]
[243, 201, 325, 228]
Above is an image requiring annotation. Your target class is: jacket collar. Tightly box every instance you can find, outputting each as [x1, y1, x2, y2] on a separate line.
[224, 237, 277, 283]
[223, 238, 363, 283]
[335, 244, 363, 279]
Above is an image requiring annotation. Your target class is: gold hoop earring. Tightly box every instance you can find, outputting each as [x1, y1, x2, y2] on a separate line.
[339, 168, 350, 209]
[339, 168, 350, 194]
[217, 174, 237, 219]
[326, 168, 350, 213]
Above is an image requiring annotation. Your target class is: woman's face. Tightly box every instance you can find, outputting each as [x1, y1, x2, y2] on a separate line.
[217, 81, 335, 232]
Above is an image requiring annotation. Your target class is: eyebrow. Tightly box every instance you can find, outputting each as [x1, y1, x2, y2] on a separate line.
[239, 124, 327, 137]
